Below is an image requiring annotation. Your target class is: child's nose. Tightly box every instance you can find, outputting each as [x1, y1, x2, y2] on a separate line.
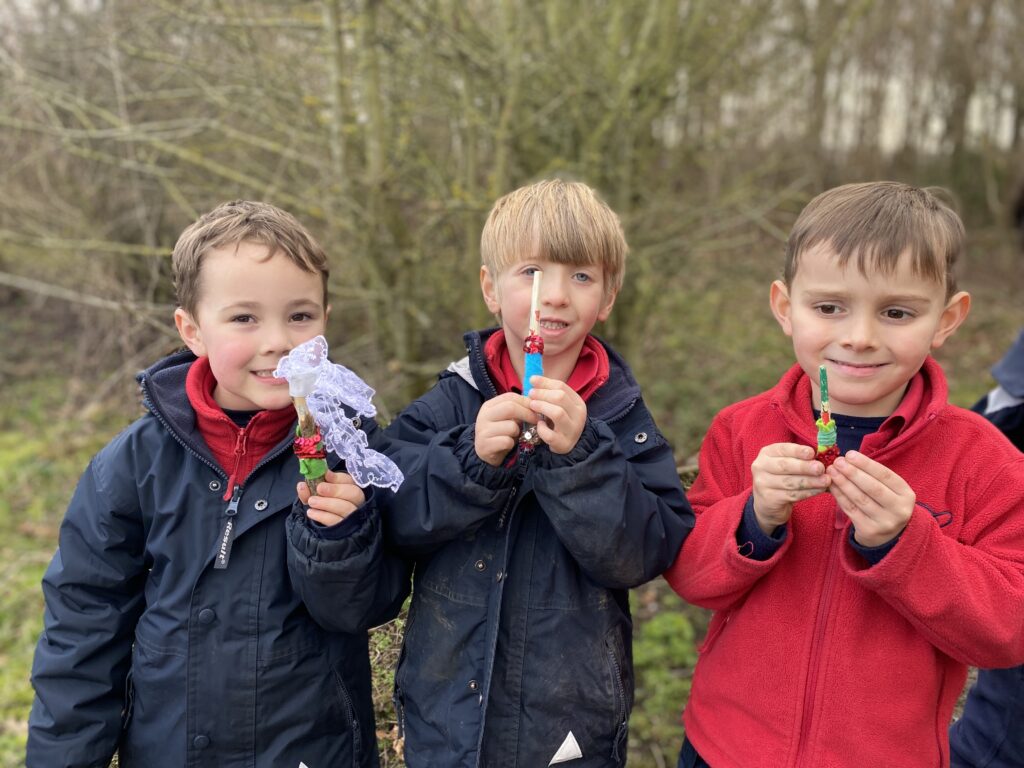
[841, 315, 878, 350]
[542, 276, 570, 306]
[261, 323, 293, 355]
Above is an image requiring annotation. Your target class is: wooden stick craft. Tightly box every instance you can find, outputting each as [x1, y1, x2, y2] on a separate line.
[815, 364, 840, 467]
[291, 388, 327, 495]
[519, 270, 544, 449]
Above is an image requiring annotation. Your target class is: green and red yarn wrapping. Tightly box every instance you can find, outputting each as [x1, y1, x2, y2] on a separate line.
[816, 364, 840, 467]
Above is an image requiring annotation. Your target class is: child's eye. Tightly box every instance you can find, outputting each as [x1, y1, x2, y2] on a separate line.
[814, 304, 841, 316]
[290, 312, 315, 322]
[231, 314, 256, 324]
[522, 266, 539, 277]
[883, 308, 913, 320]
[572, 272, 593, 283]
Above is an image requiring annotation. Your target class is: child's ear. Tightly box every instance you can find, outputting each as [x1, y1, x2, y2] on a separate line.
[597, 288, 618, 322]
[480, 266, 501, 315]
[769, 280, 794, 336]
[930, 290, 971, 350]
[174, 307, 207, 357]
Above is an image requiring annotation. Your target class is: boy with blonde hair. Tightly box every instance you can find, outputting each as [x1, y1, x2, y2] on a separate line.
[312, 179, 693, 767]
[28, 200, 402, 767]
[665, 182, 1024, 768]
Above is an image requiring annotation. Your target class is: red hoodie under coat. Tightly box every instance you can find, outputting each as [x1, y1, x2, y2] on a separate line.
[664, 358, 1024, 768]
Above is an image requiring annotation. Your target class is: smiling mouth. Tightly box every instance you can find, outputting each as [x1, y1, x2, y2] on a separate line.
[539, 319, 568, 330]
[252, 369, 280, 379]
[828, 359, 887, 372]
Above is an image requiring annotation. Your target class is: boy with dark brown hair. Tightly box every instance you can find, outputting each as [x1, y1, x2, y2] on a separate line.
[27, 200, 402, 767]
[666, 182, 1024, 768]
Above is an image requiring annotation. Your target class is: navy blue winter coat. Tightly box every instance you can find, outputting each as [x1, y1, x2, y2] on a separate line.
[950, 329, 1024, 768]
[383, 329, 694, 768]
[27, 350, 407, 768]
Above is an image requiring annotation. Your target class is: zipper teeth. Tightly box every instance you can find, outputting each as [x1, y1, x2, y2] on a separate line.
[142, 388, 226, 480]
[607, 646, 627, 723]
[796, 526, 841, 763]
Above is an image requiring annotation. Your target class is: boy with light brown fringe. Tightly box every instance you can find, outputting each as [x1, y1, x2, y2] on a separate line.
[309, 179, 694, 767]
[665, 182, 1024, 768]
[27, 200, 402, 767]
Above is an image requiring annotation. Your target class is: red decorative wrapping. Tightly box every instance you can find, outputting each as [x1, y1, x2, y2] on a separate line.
[817, 444, 840, 468]
[293, 431, 327, 459]
[523, 332, 544, 355]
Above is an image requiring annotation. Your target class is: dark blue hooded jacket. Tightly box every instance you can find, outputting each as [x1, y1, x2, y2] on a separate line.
[383, 329, 694, 768]
[27, 350, 407, 768]
[950, 329, 1024, 768]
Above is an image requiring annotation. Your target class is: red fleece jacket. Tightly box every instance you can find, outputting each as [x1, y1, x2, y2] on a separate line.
[664, 358, 1024, 768]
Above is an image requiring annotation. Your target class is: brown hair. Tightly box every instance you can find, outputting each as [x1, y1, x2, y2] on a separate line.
[172, 200, 330, 316]
[785, 182, 964, 298]
[481, 179, 627, 297]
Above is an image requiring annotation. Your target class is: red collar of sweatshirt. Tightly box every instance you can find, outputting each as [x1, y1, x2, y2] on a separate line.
[483, 329, 609, 402]
[769, 356, 943, 456]
[185, 357, 296, 499]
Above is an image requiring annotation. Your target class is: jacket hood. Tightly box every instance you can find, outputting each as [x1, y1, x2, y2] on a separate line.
[461, 327, 643, 422]
[993, 329, 1024, 398]
[769, 356, 947, 458]
[136, 349, 241, 475]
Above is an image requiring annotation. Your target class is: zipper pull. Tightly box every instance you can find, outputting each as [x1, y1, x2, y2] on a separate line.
[214, 486, 241, 570]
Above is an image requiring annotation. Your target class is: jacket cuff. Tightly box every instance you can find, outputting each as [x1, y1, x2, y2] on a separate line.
[840, 504, 929, 578]
[736, 495, 787, 560]
[846, 525, 899, 566]
[452, 424, 516, 489]
[287, 492, 380, 561]
[535, 418, 601, 469]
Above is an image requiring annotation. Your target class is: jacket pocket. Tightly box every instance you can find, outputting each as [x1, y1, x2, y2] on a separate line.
[604, 626, 634, 764]
[332, 667, 362, 764]
[120, 669, 135, 731]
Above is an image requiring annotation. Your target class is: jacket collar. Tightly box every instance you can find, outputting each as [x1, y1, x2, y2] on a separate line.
[136, 350, 294, 476]
[993, 329, 1024, 398]
[460, 328, 642, 422]
[770, 356, 947, 457]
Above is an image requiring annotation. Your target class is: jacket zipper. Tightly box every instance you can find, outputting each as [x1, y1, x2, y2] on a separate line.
[606, 643, 628, 761]
[334, 672, 362, 756]
[795, 512, 844, 764]
[140, 380, 298, 570]
[497, 450, 530, 529]
[214, 485, 241, 570]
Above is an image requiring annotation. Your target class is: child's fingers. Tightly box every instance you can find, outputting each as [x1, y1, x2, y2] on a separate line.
[527, 375, 570, 392]
[830, 483, 871, 526]
[762, 443, 817, 459]
[838, 451, 912, 496]
[306, 506, 352, 527]
[297, 481, 312, 504]
[323, 469, 357, 485]
[479, 419, 526, 442]
[827, 463, 883, 519]
[483, 397, 537, 424]
[313, 481, 366, 508]
[527, 397, 567, 424]
[754, 445, 825, 479]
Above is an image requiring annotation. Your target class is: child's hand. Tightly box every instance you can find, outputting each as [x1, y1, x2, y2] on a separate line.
[526, 376, 587, 454]
[751, 443, 831, 535]
[827, 451, 915, 548]
[297, 469, 366, 526]
[475, 393, 538, 466]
